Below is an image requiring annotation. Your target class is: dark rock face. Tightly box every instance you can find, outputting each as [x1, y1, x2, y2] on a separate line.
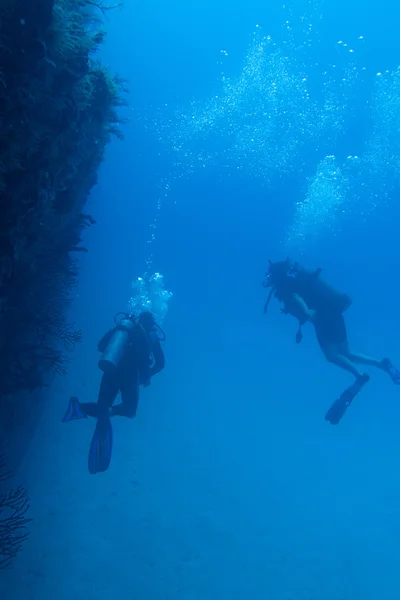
[0, 0, 127, 401]
[0, 0, 128, 569]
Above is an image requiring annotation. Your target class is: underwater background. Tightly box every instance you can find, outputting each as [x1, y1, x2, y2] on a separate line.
[2, 0, 400, 598]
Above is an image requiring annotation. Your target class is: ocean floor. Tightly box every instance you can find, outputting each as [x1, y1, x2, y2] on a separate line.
[2, 340, 400, 600]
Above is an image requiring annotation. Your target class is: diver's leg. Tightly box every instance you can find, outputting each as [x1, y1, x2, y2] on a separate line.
[80, 373, 120, 418]
[111, 367, 140, 418]
[322, 344, 364, 379]
[347, 351, 382, 368]
[349, 352, 400, 383]
[346, 348, 400, 382]
[328, 342, 400, 384]
[315, 313, 365, 380]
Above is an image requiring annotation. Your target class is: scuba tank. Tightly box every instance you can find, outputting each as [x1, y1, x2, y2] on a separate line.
[263, 259, 351, 315]
[263, 258, 352, 344]
[98, 312, 166, 376]
[98, 314, 139, 374]
[290, 263, 352, 313]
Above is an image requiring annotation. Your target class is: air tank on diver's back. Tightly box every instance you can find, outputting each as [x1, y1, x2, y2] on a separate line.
[98, 315, 138, 374]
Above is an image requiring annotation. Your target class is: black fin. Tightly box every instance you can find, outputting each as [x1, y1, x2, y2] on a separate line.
[325, 375, 369, 425]
[88, 416, 113, 474]
[62, 397, 87, 423]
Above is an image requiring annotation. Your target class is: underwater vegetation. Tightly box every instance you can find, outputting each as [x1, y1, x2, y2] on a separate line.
[0, 0, 127, 417]
[0, 454, 30, 570]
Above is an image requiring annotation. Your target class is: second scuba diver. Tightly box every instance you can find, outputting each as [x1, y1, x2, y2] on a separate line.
[263, 258, 400, 423]
[63, 311, 165, 473]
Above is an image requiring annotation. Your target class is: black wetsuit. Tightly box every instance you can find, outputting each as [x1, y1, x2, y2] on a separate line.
[82, 326, 165, 419]
[313, 309, 347, 349]
[277, 272, 349, 349]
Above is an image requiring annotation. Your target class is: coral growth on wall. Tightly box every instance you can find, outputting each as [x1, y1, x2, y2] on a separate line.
[0, 454, 30, 570]
[0, 0, 126, 403]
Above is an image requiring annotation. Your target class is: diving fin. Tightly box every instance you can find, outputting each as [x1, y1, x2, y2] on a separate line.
[88, 415, 113, 474]
[325, 373, 370, 425]
[381, 357, 400, 385]
[62, 396, 88, 423]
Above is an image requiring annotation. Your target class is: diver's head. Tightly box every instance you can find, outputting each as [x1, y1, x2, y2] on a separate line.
[138, 311, 156, 332]
[263, 258, 292, 288]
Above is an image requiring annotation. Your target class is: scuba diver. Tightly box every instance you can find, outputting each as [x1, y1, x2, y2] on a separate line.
[263, 258, 400, 424]
[62, 311, 165, 473]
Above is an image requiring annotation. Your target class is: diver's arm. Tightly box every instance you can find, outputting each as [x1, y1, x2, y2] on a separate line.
[291, 294, 316, 323]
[149, 338, 165, 377]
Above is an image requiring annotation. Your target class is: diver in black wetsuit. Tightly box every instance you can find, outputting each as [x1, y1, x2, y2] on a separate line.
[82, 311, 164, 419]
[63, 311, 165, 473]
[263, 258, 400, 387]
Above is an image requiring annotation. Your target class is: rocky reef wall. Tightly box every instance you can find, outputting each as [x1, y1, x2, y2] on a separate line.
[0, 0, 127, 568]
[0, 0, 126, 429]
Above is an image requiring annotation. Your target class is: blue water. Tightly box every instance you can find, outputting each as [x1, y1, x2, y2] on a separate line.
[3, 0, 400, 598]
